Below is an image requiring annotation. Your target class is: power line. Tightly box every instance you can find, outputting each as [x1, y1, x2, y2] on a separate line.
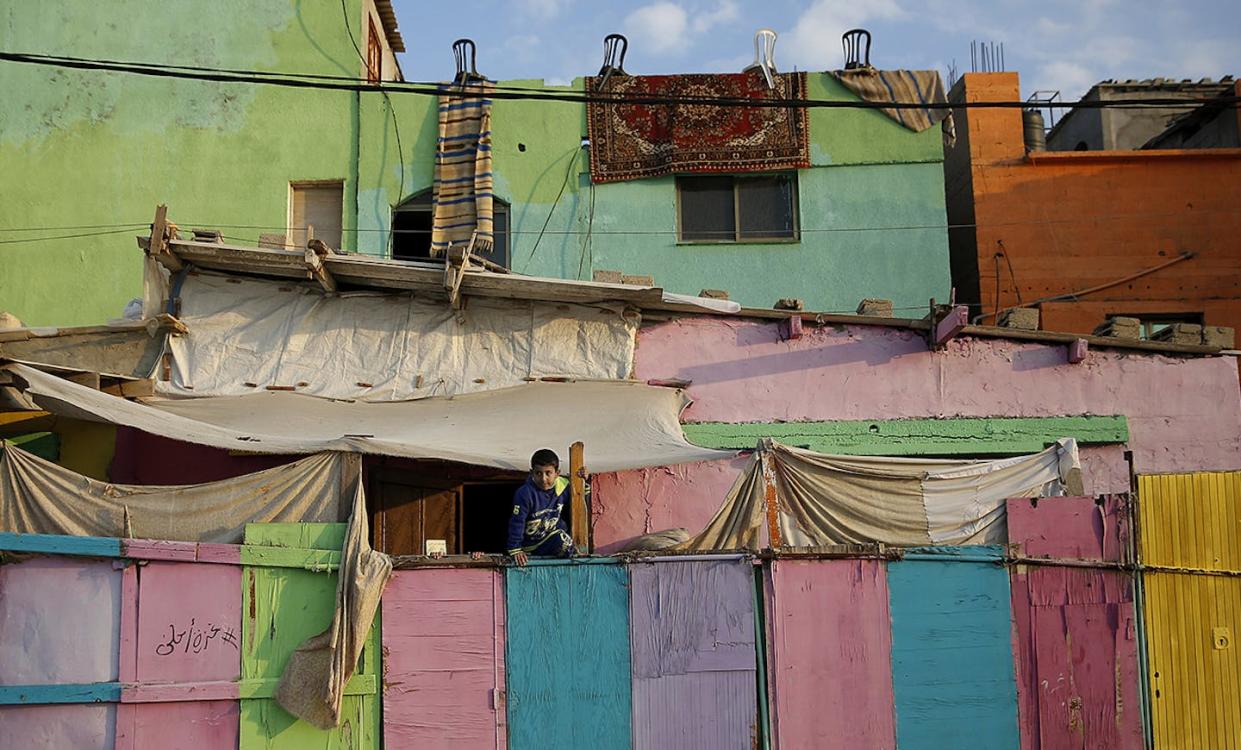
[1, 50, 1235, 112]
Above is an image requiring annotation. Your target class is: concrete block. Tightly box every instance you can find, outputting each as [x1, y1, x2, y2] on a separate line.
[698, 289, 730, 300]
[1067, 338, 1089, 363]
[592, 269, 624, 284]
[997, 307, 1040, 330]
[778, 316, 803, 341]
[621, 274, 655, 287]
[1092, 316, 1141, 339]
[1202, 326, 1235, 348]
[1150, 323, 1202, 345]
[856, 298, 894, 317]
[774, 298, 804, 311]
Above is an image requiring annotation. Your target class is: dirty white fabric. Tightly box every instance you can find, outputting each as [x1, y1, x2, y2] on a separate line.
[275, 480, 392, 729]
[679, 438, 1083, 550]
[159, 273, 637, 401]
[8, 363, 729, 473]
[0, 443, 345, 541]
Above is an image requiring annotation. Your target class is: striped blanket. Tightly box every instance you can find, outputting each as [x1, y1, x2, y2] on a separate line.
[832, 68, 956, 146]
[431, 82, 494, 255]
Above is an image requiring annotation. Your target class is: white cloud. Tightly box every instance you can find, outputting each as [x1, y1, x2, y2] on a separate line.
[519, 0, 570, 19]
[782, 0, 904, 71]
[692, 0, 740, 34]
[624, 3, 691, 56]
[1031, 61, 1099, 100]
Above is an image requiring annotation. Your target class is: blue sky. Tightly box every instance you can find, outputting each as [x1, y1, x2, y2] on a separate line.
[390, 0, 1239, 100]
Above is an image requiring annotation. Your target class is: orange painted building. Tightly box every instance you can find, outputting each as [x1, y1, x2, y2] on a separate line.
[945, 72, 1241, 340]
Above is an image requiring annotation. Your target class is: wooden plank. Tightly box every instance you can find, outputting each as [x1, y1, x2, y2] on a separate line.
[0, 531, 122, 557]
[66, 371, 102, 390]
[934, 304, 969, 346]
[569, 441, 588, 552]
[0, 682, 122, 705]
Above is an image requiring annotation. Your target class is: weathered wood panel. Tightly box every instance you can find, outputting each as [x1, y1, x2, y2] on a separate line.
[629, 559, 757, 750]
[382, 568, 506, 749]
[1007, 495, 1130, 563]
[0, 704, 117, 749]
[505, 561, 631, 750]
[239, 523, 379, 750]
[1011, 566, 1142, 749]
[766, 559, 896, 749]
[887, 547, 1019, 749]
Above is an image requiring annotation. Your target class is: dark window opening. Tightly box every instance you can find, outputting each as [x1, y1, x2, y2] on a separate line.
[391, 190, 510, 268]
[365, 16, 382, 83]
[677, 174, 798, 242]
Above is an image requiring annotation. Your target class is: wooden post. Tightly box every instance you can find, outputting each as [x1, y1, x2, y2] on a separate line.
[569, 441, 589, 553]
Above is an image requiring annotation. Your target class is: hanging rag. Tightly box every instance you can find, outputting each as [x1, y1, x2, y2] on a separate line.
[832, 68, 956, 147]
[431, 81, 495, 254]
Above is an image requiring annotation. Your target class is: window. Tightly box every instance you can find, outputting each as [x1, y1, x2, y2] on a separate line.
[391, 190, 510, 268]
[289, 181, 344, 250]
[676, 174, 798, 242]
[365, 16, 382, 83]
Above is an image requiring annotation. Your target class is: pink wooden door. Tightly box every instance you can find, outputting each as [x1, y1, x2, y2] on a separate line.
[765, 559, 896, 749]
[382, 568, 506, 749]
[116, 561, 242, 750]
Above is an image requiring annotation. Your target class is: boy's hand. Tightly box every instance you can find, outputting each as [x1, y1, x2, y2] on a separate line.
[512, 551, 529, 566]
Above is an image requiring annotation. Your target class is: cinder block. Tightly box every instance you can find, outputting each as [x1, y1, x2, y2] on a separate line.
[1151, 323, 1203, 345]
[1092, 316, 1141, 339]
[1202, 326, 1235, 348]
[855, 298, 894, 317]
[774, 298, 804, 311]
[592, 269, 624, 284]
[622, 274, 655, 287]
[997, 307, 1039, 330]
[698, 289, 730, 300]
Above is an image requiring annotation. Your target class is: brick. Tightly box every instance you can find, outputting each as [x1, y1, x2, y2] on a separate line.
[774, 298, 804, 311]
[1202, 326, 1235, 348]
[997, 307, 1039, 330]
[621, 274, 655, 286]
[855, 298, 894, 317]
[698, 289, 730, 300]
[592, 269, 623, 284]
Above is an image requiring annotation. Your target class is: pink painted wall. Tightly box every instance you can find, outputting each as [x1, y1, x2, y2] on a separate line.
[1010, 567, 1142, 749]
[635, 318, 1241, 474]
[1007, 496, 1130, 563]
[382, 568, 506, 749]
[0, 705, 116, 749]
[765, 559, 896, 749]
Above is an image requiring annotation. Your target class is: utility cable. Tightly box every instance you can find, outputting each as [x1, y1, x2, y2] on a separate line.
[521, 146, 580, 272]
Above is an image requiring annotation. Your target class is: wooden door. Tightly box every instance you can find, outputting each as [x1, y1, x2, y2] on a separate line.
[370, 473, 462, 556]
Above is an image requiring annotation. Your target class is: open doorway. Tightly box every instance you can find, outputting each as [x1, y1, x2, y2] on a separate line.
[390, 189, 511, 269]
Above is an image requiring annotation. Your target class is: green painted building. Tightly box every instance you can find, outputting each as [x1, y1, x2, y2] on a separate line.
[1, 1, 951, 325]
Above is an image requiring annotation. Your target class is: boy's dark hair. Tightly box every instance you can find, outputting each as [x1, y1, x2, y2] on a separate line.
[530, 448, 560, 470]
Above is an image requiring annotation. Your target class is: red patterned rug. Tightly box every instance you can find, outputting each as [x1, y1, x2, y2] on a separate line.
[585, 71, 810, 184]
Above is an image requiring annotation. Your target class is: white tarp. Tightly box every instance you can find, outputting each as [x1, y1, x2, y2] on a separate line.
[161, 273, 638, 401]
[8, 363, 730, 473]
[679, 438, 1083, 550]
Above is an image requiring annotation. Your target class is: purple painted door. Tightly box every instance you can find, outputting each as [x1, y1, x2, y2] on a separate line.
[1010, 566, 1143, 749]
[115, 561, 241, 750]
[381, 568, 506, 749]
[766, 559, 896, 749]
[629, 559, 757, 750]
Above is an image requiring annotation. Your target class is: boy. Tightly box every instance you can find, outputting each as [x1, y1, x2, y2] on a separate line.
[507, 448, 577, 565]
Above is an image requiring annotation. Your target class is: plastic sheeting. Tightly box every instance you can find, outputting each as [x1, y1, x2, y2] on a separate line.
[0, 443, 345, 542]
[161, 273, 638, 401]
[9, 362, 729, 473]
[679, 438, 1083, 550]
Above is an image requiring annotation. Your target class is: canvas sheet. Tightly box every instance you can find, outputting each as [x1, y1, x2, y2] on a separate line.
[679, 438, 1083, 550]
[8, 363, 729, 474]
[160, 273, 638, 401]
[0, 443, 345, 542]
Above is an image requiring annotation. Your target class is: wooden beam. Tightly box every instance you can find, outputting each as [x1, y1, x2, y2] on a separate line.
[147, 204, 183, 272]
[569, 441, 589, 553]
[1067, 338, 1089, 364]
[304, 239, 337, 294]
[65, 371, 101, 390]
[934, 304, 969, 346]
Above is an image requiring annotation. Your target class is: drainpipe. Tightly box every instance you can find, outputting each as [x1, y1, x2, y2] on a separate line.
[348, 89, 361, 253]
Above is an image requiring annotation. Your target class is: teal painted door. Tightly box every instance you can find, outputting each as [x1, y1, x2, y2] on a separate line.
[505, 561, 632, 750]
[887, 547, 1019, 750]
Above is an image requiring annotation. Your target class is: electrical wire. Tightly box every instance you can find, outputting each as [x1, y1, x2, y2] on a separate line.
[2, 50, 1235, 112]
[0, 227, 141, 244]
[521, 146, 579, 271]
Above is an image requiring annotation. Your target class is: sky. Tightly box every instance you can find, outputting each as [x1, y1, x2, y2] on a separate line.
[390, 0, 1240, 101]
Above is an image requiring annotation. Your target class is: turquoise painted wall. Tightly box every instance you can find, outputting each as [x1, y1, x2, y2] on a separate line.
[2, 2, 950, 324]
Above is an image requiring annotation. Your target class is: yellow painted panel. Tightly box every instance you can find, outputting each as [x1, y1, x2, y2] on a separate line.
[1139, 472, 1241, 573]
[1144, 572, 1241, 749]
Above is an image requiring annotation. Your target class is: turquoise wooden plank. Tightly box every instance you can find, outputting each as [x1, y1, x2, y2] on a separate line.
[887, 547, 1019, 750]
[506, 562, 632, 750]
[0, 532, 121, 557]
[0, 682, 121, 704]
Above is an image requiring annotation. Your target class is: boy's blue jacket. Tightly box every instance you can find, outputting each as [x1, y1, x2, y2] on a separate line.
[507, 475, 570, 554]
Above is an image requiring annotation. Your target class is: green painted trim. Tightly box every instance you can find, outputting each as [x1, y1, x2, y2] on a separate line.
[237, 675, 377, 699]
[6, 432, 59, 461]
[683, 416, 1129, 456]
[238, 545, 341, 570]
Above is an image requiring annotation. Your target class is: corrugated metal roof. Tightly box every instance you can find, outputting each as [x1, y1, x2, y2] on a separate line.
[373, 0, 404, 52]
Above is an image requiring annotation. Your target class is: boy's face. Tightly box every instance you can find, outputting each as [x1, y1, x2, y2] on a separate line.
[531, 463, 558, 491]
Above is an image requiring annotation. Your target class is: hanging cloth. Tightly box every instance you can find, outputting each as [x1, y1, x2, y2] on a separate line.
[832, 68, 956, 147]
[431, 81, 495, 254]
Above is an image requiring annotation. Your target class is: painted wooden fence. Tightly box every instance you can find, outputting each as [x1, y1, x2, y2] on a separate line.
[505, 560, 632, 750]
[629, 558, 757, 750]
[381, 568, 506, 749]
[764, 558, 896, 749]
[887, 547, 1020, 750]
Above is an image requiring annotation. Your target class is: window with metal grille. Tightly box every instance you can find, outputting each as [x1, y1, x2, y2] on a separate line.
[676, 174, 798, 243]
